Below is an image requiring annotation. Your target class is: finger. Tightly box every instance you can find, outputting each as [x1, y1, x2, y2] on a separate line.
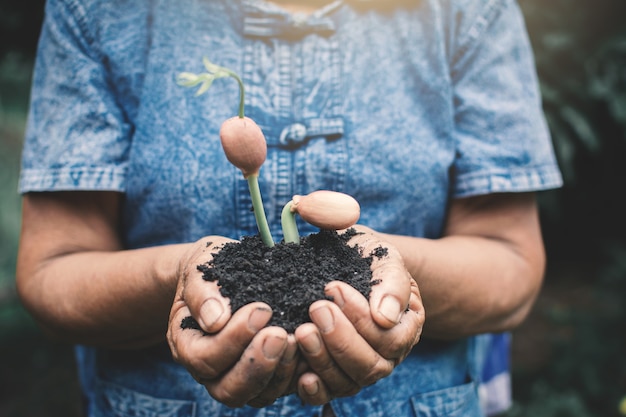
[305, 301, 395, 388]
[297, 371, 332, 406]
[368, 247, 412, 328]
[168, 301, 273, 381]
[347, 231, 412, 329]
[294, 322, 360, 398]
[247, 334, 300, 408]
[325, 280, 424, 362]
[182, 241, 233, 333]
[204, 326, 289, 408]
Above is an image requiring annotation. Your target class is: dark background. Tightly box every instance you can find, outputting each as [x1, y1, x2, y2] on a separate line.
[1, 1, 625, 416]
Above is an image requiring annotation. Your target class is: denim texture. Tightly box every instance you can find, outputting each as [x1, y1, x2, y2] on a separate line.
[21, 0, 562, 415]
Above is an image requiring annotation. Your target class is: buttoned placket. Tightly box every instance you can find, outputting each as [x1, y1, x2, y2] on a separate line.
[235, 1, 346, 241]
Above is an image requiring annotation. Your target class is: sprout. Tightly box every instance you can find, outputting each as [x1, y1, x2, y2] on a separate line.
[219, 116, 267, 178]
[178, 57, 245, 118]
[178, 58, 274, 247]
[282, 191, 361, 244]
[179, 59, 363, 249]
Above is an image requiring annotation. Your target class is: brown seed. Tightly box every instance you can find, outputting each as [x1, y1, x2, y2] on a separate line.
[219, 116, 267, 178]
[292, 191, 360, 230]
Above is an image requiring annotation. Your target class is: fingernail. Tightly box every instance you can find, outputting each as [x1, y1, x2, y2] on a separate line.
[378, 296, 402, 324]
[248, 306, 273, 332]
[326, 283, 345, 308]
[299, 331, 322, 355]
[263, 335, 287, 359]
[200, 298, 224, 330]
[281, 339, 299, 364]
[310, 306, 335, 333]
[303, 380, 319, 396]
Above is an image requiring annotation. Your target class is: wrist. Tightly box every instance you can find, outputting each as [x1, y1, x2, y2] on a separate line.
[153, 243, 193, 294]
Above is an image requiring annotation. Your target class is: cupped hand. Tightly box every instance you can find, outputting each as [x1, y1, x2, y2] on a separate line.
[166, 237, 300, 408]
[294, 226, 424, 405]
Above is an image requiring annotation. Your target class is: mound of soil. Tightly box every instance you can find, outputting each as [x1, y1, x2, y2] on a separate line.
[181, 228, 385, 333]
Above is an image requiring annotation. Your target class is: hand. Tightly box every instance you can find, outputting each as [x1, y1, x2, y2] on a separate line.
[166, 237, 299, 408]
[294, 226, 424, 405]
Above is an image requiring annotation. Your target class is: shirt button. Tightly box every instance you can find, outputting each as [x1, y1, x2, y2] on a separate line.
[279, 123, 308, 146]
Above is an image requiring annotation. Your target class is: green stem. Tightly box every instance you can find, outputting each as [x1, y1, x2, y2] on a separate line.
[281, 201, 300, 244]
[225, 70, 246, 119]
[247, 175, 274, 247]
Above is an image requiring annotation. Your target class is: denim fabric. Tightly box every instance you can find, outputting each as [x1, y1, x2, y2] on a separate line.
[90, 339, 483, 417]
[479, 333, 512, 415]
[21, 0, 562, 416]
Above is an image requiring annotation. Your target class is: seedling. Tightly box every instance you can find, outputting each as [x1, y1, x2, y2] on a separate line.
[178, 59, 274, 247]
[179, 59, 361, 246]
[282, 191, 360, 244]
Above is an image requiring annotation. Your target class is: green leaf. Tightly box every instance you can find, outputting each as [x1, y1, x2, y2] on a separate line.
[195, 79, 214, 96]
[202, 57, 223, 74]
[176, 72, 202, 87]
[559, 105, 600, 153]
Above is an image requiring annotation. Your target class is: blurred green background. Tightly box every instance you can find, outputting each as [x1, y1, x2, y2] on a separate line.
[1, 1, 625, 416]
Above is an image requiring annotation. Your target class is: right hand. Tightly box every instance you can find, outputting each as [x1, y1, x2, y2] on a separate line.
[166, 237, 300, 408]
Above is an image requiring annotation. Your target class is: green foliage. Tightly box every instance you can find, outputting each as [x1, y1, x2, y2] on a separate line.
[520, 0, 626, 261]
[505, 382, 594, 417]
[0, 1, 45, 61]
[0, 56, 29, 313]
[504, 243, 626, 417]
[506, 2, 626, 415]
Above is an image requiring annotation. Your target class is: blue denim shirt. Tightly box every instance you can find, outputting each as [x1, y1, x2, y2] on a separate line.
[20, 0, 562, 416]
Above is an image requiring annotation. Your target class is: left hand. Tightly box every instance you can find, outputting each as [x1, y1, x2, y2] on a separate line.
[293, 225, 424, 404]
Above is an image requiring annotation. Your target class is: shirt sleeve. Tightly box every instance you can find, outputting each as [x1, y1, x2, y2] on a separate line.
[19, 0, 131, 193]
[449, 0, 563, 198]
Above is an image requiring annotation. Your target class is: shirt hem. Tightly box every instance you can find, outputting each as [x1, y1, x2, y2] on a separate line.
[453, 164, 563, 198]
[18, 166, 127, 194]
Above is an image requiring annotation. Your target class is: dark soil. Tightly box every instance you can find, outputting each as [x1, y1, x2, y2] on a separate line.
[181, 228, 385, 333]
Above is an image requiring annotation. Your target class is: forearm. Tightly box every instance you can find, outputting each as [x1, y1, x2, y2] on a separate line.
[15, 191, 189, 348]
[375, 193, 546, 339]
[17, 241, 189, 349]
[381, 232, 544, 339]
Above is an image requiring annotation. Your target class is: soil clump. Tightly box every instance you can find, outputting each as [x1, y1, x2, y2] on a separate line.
[182, 228, 385, 333]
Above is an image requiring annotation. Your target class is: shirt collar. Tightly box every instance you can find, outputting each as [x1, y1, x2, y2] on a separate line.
[242, 0, 344, 38]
